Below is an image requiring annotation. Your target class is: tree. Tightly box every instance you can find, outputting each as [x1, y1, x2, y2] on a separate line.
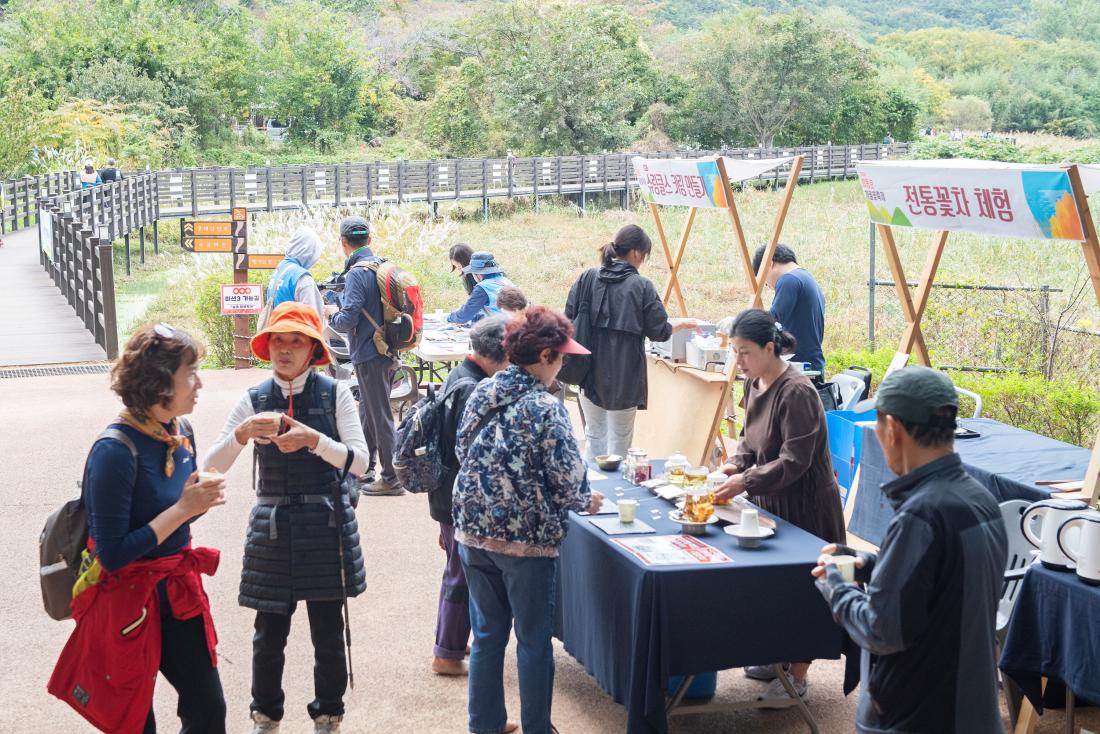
[0, 79, 46, 176]
[260, 2, 370, 145]
[946, 95, 993, 131]
[423, 59, 493, 157]
[472, 2, 663, 154]
[676, 10, 875, 148]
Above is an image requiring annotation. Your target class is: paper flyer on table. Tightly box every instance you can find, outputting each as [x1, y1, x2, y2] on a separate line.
[612, 535, 733, 566]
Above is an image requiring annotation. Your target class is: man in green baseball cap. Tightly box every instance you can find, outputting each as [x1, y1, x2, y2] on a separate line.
[811, 366, 1007, 733]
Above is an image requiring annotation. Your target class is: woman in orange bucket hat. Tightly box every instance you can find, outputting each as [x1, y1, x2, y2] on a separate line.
[204, 302, 368, 734]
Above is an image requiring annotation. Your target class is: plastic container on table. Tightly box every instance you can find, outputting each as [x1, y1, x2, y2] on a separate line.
[826, 409, 876, 499]
[667, 671, 718, 699]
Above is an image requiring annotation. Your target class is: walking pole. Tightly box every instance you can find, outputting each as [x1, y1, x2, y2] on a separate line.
[335, 451, 356, 689]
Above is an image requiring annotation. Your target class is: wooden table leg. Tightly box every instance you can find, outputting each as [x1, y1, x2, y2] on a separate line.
[1014, 676, 1046, 734]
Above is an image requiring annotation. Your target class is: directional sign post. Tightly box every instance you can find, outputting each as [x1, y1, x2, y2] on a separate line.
[180, 208, 252, 369]
[231, 208, 250, 369]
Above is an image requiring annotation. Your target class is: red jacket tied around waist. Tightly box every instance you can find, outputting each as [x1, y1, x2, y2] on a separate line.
[48, 547, 220, 734]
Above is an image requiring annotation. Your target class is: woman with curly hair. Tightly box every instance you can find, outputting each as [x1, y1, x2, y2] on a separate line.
[49, 323, 227, 734]
[452, 306, 603, 734]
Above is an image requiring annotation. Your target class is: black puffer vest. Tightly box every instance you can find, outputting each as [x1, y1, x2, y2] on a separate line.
[239, 372, 366, 614]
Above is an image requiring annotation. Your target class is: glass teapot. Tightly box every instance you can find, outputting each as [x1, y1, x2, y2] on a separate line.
[665, 452, 690, 485]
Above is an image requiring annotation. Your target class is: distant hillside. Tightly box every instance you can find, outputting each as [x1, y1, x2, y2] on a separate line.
[654, 0, 1031, 34]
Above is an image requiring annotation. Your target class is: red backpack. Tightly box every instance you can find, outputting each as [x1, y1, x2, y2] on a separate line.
[351, 258, 423, 356]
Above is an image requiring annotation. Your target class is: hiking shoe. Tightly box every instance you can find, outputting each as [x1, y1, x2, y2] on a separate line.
[758, 676, 808, 708]
[360, 476, 404, 496]
[314, 714, 342, 733]
[744, 662, 790, 681]
[250, 711, 280, 733]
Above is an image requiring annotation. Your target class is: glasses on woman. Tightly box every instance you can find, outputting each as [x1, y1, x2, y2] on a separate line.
[153, 322, 176, 339]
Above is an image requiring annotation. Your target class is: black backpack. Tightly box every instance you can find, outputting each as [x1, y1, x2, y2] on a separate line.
[39, 420, 192, 620]
[393, 379, 476, 494]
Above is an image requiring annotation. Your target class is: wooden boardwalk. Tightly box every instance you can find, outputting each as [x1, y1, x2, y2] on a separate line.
[0, 227, 106, 366]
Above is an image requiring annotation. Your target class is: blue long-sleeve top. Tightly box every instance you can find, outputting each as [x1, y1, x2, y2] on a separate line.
[447, 273, 510, 324]
[85, 425, 197, 572]
[769, 268, 826, 373]
[447, 285, 490, 324]
[330, 245, 385, 364]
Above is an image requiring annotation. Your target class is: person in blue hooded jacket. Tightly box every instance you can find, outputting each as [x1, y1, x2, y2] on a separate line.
[447, 251, 515, 325]
[265, 226, 326, 323]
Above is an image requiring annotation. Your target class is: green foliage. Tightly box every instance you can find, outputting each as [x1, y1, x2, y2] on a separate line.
[0, 78, 47, 176]
[674, 10, 886, 148]
[825, 348, 1100, 447]
[945, 95, 993, 131]
[423, 59, 493, 157]
[473, 2, 663, 154]
[910, 136, 1100, 164]
[950, 372, 1100, 447]
[259, 2, 371, 145]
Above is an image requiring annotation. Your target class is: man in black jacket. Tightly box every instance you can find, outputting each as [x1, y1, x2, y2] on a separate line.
[813, 366, 1007, 733]
[429, 315, 509, 676]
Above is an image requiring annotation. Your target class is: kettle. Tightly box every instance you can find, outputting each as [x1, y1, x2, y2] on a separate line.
[1058, 512, 1100, 585]
[1022, 499, 1088, 570]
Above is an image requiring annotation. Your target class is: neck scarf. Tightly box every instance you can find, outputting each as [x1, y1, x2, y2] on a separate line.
[117, 409, 193, 477]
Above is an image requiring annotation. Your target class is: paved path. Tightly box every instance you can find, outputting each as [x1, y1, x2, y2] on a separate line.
[0, 227, 106, 367]
[0, 368, 1085, 733]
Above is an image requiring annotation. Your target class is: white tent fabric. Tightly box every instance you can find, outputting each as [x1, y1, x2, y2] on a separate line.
[859, 158, 1100, 195]
[717, 156, 794, 183]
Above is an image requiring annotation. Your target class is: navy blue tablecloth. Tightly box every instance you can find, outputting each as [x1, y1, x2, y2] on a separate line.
[556, 463, 845, 734]
[1000, 564, 1100, 712]
[850, 418, 1092, 546]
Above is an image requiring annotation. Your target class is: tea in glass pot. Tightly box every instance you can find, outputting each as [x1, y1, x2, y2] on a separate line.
[682, 484, 714, 523]
[666, 452, 690, 485]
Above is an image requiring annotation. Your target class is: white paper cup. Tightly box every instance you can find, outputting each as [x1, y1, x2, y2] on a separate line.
[740, 508, 760, 535]
[832, 555, 857, 583]
[197, 471, 223, 484]
[618, 499, 638, 524]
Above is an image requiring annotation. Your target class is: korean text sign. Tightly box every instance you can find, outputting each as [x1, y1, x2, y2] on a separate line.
[857, 162, 1086, 241]
[632, 157, 730, 209]
[220, 284, 263, 315]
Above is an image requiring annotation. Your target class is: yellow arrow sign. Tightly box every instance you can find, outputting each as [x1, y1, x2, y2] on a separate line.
[191, 221, 233, 237]
[247, 254, 282, 270]
[186, 237, 233, 253]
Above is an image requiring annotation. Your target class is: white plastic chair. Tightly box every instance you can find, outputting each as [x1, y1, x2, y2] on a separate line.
[831, 373, 866, 411]
[997, 499, 1034, 635]
[955, 386, 983, 418]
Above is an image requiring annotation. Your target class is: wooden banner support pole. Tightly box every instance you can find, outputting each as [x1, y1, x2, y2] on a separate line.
[876, 224, 933, 366]
[649, 202, 690, 316]
[751, 156, 805, 308]
[1067, 165, 1100, 505]
[715, 158, 757, 301]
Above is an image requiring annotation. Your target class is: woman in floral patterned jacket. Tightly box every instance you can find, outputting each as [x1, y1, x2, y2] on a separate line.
[453, 306, 603, 734]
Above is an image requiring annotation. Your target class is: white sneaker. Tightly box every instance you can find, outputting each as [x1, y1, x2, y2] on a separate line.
[758, 676, 808, 708]
[314, 714, 343, 733]
[250, 711, 280, 733]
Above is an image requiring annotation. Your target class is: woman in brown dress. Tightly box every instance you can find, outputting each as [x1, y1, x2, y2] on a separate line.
[714, 308, 845, 702]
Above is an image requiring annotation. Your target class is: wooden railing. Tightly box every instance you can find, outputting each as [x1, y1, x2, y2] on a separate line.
[149, 143, 909, 217]
[7, 142, 909, 358]
[0, 171, 79, 234]
[37, 173, 160, 359]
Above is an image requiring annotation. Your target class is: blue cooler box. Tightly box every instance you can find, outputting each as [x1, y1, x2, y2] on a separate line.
[667, 671, 718, 699]
[826, 409, 876, 501]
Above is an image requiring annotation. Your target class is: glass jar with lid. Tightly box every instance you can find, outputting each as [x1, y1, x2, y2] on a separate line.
[665, 452, 690, 485]
[632, 451, 652, 484]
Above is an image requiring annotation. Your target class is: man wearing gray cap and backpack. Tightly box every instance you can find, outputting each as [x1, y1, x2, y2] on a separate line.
[812, 366, 1007, 733]
[327, 216, 403, 496]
